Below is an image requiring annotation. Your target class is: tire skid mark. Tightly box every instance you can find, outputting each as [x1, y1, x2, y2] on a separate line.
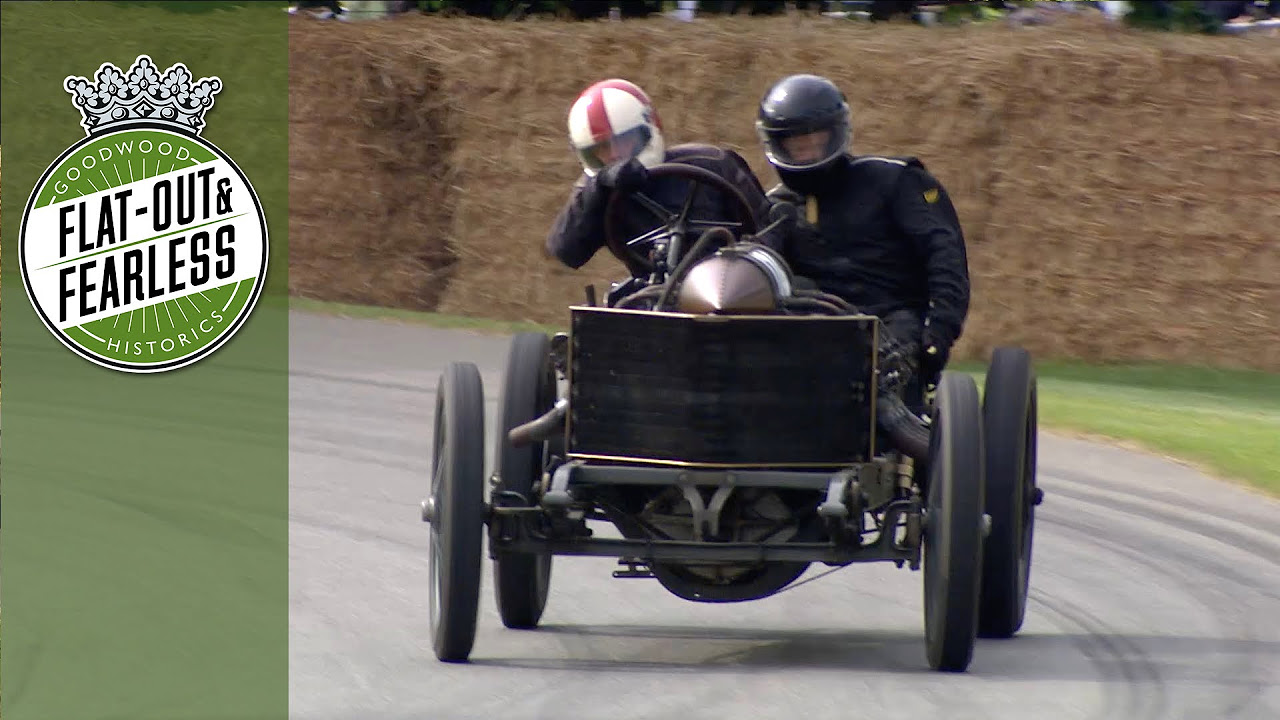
[1044, 491, 1280, 603]
[1028, 589, 1165, 720]
[291, 369, 434, 394]
[1042, 476, 1279, 720]
[1043, 514, 1276, 720]
[1042, 464, 1280, 531]
[1043, 482, 1280, 567]
[1042, 468, 1280, 558]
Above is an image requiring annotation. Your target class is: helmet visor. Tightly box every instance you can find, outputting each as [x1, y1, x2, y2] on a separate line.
[576, 125, 652, 174]
[758, 121, 849, 170]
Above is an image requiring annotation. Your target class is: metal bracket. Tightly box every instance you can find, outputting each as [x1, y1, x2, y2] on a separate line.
[542, 461, 579, 509]
[904, 489, 923, 570]
[817, 469, 863, 545]
[704, 476, 736, 538]
[550, 332, 570, 377]
[817, 469, 855, 520]
[675, 474, 707, 541]
[674, 472, 738, 541]
[613, 558, 654, 579]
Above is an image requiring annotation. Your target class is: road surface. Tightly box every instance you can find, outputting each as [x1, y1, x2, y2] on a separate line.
[289, 310, 1280, 720]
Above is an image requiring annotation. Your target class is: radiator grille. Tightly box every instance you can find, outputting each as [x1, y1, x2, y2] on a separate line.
[567, 308, 878, 466]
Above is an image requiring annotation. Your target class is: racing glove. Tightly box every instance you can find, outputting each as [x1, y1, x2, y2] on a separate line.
[764, 183, 819, 252]
[920, 325, 953, 391]
[765, 184, 804, 206]
[597, 157, 649, 194]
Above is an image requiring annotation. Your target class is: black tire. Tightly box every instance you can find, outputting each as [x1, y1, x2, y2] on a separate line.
[978, 346, 1038, 638]
[427, 362, 486, 663]
[492, 333, 555, 629]
[922, 371, 986, 673]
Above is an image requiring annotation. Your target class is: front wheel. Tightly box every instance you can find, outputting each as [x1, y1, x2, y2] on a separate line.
[922, 371, 986, 673]
[978, 346, 1038, 639]
[492, 333, 555, 629]
[426, 362, 486, 663]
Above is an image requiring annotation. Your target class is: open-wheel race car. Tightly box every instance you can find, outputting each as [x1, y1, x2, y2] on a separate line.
[420, 161, 1043, 672]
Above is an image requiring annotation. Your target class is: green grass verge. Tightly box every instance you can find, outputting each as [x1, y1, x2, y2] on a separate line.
[290, 298, 1280, 497]
[956, 360, 1280, 496]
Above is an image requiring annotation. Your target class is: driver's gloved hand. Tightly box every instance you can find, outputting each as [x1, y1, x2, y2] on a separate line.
[598, 157, 649, 193]
[765, 183, 815, 241]
[920, 326, 953, 391]
[765, 184, 803, 206]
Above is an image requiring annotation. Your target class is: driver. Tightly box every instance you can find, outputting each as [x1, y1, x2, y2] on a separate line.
[754, 74, 972, 394]
[546, 78, 784, 271]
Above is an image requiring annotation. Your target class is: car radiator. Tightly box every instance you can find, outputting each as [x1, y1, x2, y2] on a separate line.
[566, 307, 879, 467]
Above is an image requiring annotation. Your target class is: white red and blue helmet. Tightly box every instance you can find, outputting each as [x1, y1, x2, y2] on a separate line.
[567, 78, 666, 177]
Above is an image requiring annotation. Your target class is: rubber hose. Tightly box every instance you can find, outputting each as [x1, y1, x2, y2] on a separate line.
[614, 285, 665, 309]
[877, 393, 931, 462]
[792, 288, 856, 313]
[780, 296, 848, 316]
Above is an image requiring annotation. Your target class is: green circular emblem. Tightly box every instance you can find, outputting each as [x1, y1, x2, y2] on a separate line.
[18, 56, 268, 374]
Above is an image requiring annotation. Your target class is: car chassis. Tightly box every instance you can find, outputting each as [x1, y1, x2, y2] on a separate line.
[421, 162, 1042, 673]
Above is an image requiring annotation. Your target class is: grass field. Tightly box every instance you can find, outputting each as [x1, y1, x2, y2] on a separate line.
[289, 298, 1280, 497]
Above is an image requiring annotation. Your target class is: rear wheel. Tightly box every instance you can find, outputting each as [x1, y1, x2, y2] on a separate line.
[922, 371, 986, 673]
[492, 333, 556, 629]
[978, 346, 1039, 638]
[426, 362, 486, 663]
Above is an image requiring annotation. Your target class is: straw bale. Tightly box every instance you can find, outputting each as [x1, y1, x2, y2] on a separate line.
[289, 20, 461, 309]
[288, 13, 1280, 369]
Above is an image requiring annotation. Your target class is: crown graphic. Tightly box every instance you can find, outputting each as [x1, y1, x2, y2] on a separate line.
[64, 55, 222, 136]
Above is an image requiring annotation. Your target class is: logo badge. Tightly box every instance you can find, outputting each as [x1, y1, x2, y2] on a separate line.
[922, 188, 939, 204]
[19, 55, 268, 374]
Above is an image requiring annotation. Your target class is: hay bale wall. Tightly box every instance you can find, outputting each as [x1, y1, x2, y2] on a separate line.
[289, 23, 460, 309]
[288, 14, 1280, 370]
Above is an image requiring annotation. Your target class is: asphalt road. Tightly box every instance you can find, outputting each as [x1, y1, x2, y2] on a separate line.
[289, 310, 1280, 720]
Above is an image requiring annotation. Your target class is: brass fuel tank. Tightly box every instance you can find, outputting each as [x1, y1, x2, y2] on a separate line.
[675, 244, 794, 314]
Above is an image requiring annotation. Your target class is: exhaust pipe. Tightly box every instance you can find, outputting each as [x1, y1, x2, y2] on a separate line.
[507, 398, 569, 447]
[872, 328, 933, 463]
[877, 394, 931, 462]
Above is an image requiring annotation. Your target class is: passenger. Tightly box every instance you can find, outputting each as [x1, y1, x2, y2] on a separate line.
[754, 73, 972, 394]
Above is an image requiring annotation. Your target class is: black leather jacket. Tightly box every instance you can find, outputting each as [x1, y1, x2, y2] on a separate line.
[546, 143, 784, 271]
[770, 153, 971, 349]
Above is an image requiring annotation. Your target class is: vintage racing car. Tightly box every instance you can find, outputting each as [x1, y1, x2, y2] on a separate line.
[420, 162, 1042, 673]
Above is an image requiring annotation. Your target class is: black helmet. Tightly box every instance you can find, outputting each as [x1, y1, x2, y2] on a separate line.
[755, 74, 851, 172]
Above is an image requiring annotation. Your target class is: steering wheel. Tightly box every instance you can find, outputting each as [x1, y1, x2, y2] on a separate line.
[604, 162, 760, 277]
